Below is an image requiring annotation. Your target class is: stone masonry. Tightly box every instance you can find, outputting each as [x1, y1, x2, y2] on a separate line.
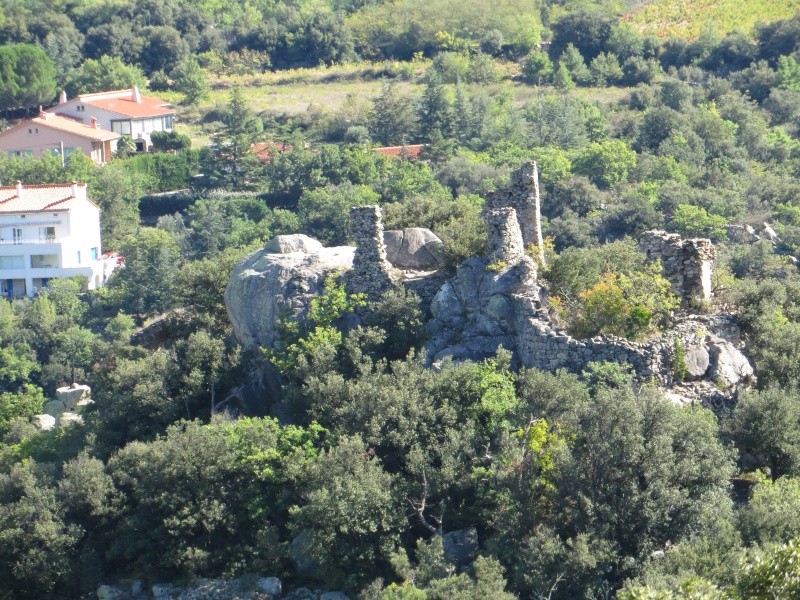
[346, 205, 394, 298]
[485, 207, 526, 264]
[484, 161, 541, 250]
[639, 231, 715, 307]
[227, 163, 753, 395]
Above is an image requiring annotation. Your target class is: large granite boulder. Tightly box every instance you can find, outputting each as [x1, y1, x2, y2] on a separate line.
[383, 228, 444, 270]
[226, 244, 355, 350]
[707, 337, 754, 388]
[266, 234, 324, 254]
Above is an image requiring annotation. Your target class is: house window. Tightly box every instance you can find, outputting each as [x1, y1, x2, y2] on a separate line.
[12, 228, 22, 244]
[38, 226, 55, 241]
[90, 247, 98, 260]
[111, 120, 131, 135]
[77, 105, 85, 112]
[30, 254, 59, 268]
[0, 256, 24, 269]
[63, 147, 76, 157]
[164, 115, 174, 129]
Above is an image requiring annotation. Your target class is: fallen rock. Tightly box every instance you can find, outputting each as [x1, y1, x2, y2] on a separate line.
[97, 584, 129, 600]
[383, 228, 444, 270]
[58, 412, 83, 427]
[31, 413, 56, 431]
[258, 577, 282, 598]
[55, 383, 91, 411]
[320, 592, 350, 600]
[266, 234, 324, 254]
[684, 346, 710, 379]
[707, 337, 754, 388]
[290, 531, 322, 579]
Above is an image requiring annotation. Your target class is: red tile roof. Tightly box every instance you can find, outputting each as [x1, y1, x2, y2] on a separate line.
[373, 144, 427, 159]
[0, 183, 93, 213]
[252, 141, 293, 164]
[2, 113, 120, 142]
[78, 88, 174, 119]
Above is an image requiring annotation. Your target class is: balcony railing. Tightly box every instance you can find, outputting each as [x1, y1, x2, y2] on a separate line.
[0, 237, 57, 245]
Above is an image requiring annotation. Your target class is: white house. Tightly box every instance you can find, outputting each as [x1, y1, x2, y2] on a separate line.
[47, 87, 175, 153]
[0, 182, 118, 298]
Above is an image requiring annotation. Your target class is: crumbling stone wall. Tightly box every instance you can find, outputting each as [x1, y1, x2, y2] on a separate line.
[485, 207, 526, 264]
[346, 205, 394, 298]
[485, 161, 541, 250]
[640, 231, 715, 307]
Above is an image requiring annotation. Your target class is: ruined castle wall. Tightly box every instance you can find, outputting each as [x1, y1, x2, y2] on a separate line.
[640, 231, 715, 307]
[485, 162, 540, 249]
[346, 205, 394, 298]
[514, 309, 721, 384]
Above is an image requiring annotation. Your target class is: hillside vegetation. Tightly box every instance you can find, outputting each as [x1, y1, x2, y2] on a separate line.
[628, 0, 800, 39]
[6, 2, 800, 600]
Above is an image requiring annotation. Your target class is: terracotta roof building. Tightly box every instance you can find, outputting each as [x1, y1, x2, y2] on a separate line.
[0, 112, 120, 165]
[47, 87, 175, 153]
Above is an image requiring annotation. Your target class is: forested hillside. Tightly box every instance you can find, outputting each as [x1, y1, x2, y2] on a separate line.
[5, 1, 800, 599]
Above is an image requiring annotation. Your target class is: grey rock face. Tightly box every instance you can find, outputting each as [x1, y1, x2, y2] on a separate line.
[684, 346, 710, 379]
[97, 585, 129, 600]
[258, 577, 282, 598]
[442, 527, 479, 568]
[320, 592, 351, 600]
[290, 531, 322, 579]
[383, 228, 444, 270]
[708, 338, 754, 388]
[266, 234, 324, 254]
[225, 245, 355, 349]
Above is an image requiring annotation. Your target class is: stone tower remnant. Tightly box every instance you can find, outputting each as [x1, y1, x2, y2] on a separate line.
[485, 161, 545, 263]
[639, 231, 715, 307]
[346, 205, 394, 298]
[485, 207, 525, 264]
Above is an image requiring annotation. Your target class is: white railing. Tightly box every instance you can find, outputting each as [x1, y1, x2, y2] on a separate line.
[0, 238, 58, 245]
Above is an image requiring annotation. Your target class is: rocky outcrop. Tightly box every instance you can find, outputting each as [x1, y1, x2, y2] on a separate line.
[98, 576, 283, 600]
[383, 228, 444, 270]
[33, 383, 93, 431]
[224, 162, 755, 399]
[225, 243, 355, 350]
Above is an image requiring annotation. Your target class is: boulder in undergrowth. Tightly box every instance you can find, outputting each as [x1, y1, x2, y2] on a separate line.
[225, 244, 355, 350]
[442, 527, 479, 568]
[707, 337, 755, 388]
[383, 228, 444, 270]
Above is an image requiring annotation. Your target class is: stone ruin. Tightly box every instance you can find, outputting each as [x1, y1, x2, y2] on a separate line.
[345, 205, 395, 299]
[225, 162, 754, 400]
[640, 230, 715, 307]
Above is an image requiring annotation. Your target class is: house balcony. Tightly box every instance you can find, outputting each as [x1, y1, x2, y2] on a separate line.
[0, 237, 57, 245]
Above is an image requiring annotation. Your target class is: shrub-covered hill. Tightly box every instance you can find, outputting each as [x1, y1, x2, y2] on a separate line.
[627, 0, 800, 39]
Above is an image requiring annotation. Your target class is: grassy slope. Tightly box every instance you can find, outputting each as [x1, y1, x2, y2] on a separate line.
[627, 0, 800, 39]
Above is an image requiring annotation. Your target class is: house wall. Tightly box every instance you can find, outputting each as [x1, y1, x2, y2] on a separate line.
[0, 126, 101, 163]
[54, 102, 173, 150]
[0, 199, 105, 297]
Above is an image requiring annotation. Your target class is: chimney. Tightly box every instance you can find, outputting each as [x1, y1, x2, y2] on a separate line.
[15, 181, 22, 196]
[90, 116, 97, 128]
[132, 86, 142, 103]
[59, 90, 67, 105]
[71, 181, 78, 197]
